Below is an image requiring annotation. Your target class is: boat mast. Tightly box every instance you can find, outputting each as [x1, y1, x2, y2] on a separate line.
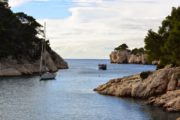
[39, 22, 46, 76]
[44, 22, 47, 70]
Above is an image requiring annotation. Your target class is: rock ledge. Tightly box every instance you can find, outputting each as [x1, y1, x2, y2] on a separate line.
[94, 67, 180, 118]
[0, 50, 68, 77]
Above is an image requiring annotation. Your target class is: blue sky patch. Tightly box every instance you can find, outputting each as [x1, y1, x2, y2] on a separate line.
[12, 0, 73, 19]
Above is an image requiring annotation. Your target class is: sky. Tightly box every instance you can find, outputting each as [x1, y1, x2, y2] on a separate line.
[9, 0, 180, 59]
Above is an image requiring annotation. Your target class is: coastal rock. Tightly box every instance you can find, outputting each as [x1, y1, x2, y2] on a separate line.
[110, 50, 148, 64]
[147, 90, 180, 112]
[0, 68, 22, 76]
[0, 50, 68, 77]
[177, 117, 180, 120]
[152, 60, 160, 65]
[50, 50, 68, 69]
[110, 50, 130, 64]
[94, 67, 180, 112]
[94, 75, 141, 97]
[128, 54, 148, 64]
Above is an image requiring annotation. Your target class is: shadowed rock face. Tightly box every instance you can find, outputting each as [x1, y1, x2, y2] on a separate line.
[94, 67, 180, 114]
[110, 50, 148, 64]
[0, 50, 68, 77]
[147, 90, 180, 112]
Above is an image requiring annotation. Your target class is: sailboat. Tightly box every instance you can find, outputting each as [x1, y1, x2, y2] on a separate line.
[40, 22, 56, 80]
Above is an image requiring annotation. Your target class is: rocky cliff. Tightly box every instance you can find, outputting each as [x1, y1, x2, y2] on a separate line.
[0, 50, 68, 77]
[110, 50, 148, 64]
[94, 67, 180, 118]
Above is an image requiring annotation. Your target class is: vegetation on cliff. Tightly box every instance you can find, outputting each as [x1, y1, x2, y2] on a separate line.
[114, 43, 129, 51]
[145, 7, 180, 67]
[131, 48, 145, 55]
[0, 2, 50, 60]
[113, 7, 180, 67]
[114, 43, 145, 55]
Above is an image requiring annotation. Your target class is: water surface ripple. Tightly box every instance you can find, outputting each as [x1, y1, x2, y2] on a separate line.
[0, 59, 179, 120]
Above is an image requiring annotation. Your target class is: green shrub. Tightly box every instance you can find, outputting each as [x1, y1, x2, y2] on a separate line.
[140, 71, 152, 80]
[114, 43, 128, 51]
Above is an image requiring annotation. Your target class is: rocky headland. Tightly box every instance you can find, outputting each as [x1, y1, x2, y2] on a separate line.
[0, 50, 68, 77]
[94, 66, 180, 119]
[0, 3, 68, 77]
[110, 44, 151, 64]
[110, 50, 148, 64]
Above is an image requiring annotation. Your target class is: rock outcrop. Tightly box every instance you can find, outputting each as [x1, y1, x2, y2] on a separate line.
[94, 67, 180, 114]
[147, 90, 180, 112]
[0, 50, 68, 77]
[110, 50, 148, 64]
[110, 50, 130, 64]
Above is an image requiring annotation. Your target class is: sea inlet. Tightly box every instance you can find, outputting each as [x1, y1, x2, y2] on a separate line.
[0, 59, 179, 120]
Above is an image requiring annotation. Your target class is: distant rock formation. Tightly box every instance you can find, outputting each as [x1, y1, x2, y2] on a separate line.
[110, 50, 148, 64]
[110, 50, 130, 64]
[94, 66, 180, 114]
[0, 50, 68, 77]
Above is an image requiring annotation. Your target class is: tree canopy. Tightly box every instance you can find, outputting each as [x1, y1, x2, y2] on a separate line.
[144, 7, 180, 67]
[0, 3, 50, 60]
[114, 43, 128, 51]
[131, 48, 145, 55]
[114, 43, 145, 55]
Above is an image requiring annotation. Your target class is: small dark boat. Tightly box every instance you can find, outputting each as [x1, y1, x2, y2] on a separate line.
[98, 64, 107, 70]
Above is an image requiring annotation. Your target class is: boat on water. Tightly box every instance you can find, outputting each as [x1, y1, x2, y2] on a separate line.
[40, 22, 56, 80]
[40, 72, 56, 80]
[98, 64, 107, 70]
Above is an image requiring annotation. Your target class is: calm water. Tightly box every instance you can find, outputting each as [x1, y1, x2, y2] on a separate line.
[0, 59, 179, 120]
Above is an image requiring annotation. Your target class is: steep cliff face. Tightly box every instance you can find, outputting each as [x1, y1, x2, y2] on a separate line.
[110, 50, 130, 64]
[110, 50, 148, 64]
[94, 67, 180, 113]
[0, 50, 68, 77]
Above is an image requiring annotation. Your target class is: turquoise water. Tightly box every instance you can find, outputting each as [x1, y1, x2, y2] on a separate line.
[0, 59, 179, 120]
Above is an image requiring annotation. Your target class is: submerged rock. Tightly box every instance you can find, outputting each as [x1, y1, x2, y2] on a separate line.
[0, 50, 68, 77]
[94, 67, 180, 113]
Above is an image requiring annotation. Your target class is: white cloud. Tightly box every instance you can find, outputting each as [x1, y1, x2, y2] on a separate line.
[9, 0, 49, 7]
[37, 0, 180, 59]
[9, 0, 31, 7]
[11, 0, 180, 58]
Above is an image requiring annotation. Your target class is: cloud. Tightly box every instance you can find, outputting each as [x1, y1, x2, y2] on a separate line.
[9, 0, 49, 7]
[9, 0, 31, 7]
[37, 0, 180, 58]
[12, 0, 180, 58]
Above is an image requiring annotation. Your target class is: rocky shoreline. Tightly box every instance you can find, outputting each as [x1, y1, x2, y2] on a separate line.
[0, 50, 68, 77]
[110, 50, 148, 64]
[94, 66, 180, 119]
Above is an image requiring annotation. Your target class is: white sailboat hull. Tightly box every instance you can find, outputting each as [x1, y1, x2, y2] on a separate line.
[40, 72, 56, 80]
